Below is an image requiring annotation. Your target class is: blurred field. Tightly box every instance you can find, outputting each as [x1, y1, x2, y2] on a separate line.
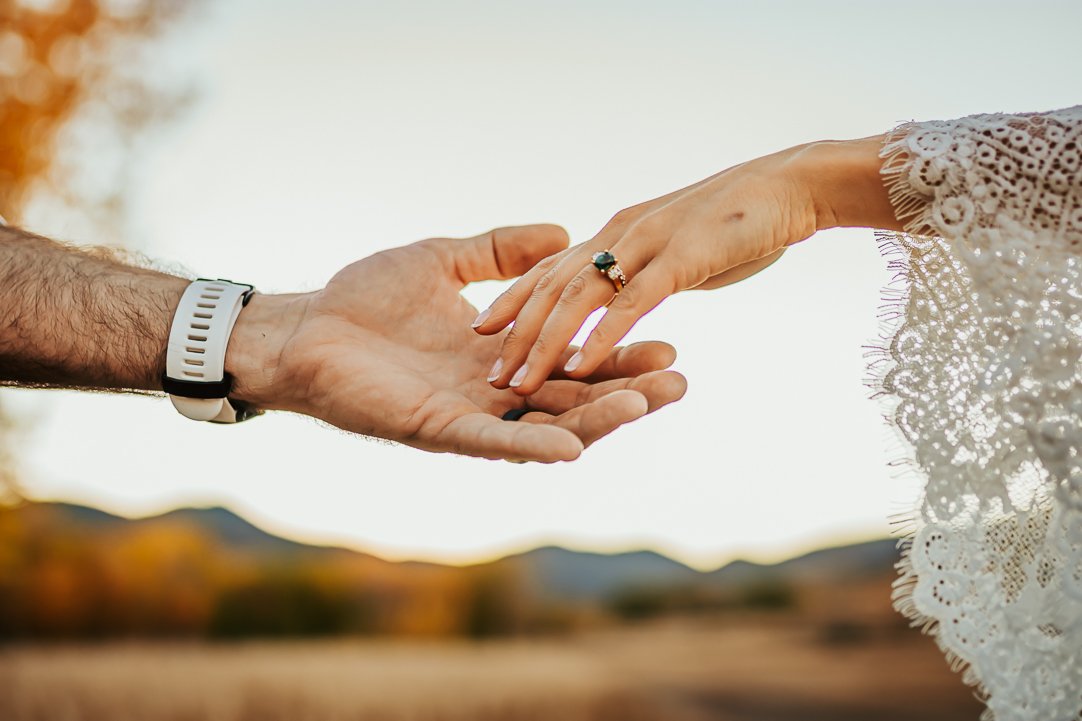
[0, 618, 982, 721]
[0, 503, 986, 719]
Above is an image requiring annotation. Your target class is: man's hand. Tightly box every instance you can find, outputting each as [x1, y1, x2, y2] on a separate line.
[227, 225, 687, 463]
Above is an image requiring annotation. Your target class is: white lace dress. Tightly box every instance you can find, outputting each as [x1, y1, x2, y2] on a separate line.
[872, 105, 1082, 720]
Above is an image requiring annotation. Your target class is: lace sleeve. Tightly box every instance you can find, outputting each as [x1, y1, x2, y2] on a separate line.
[870, 106, 1082, 721]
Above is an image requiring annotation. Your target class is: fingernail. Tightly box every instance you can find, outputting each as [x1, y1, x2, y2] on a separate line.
[509, 363, 529, 387]
[471, 308, 491, 329]
[487, 358, 504, 382]
[564, 351, 583, 373]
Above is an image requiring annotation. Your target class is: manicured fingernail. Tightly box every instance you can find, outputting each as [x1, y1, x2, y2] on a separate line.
[509, 363, 529, 387]
[487, 358, 503, 382]
[471, 308, 491, 328]
[564, 351, 583, 373]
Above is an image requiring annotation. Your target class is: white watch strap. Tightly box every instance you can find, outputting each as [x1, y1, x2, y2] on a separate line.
[165, 279, 254, 423]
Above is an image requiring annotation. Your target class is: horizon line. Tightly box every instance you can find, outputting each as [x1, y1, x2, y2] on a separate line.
[16, 495, 898, 573]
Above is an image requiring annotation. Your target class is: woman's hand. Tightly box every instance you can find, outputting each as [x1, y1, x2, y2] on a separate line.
[471, 135, 900, 395]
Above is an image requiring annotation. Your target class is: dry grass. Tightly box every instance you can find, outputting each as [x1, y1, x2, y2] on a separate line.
[0, 619, 983, 721]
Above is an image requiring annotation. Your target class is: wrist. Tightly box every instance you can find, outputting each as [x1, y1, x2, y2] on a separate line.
[787, 135, 902, 232]
[224, 291, 312, 411]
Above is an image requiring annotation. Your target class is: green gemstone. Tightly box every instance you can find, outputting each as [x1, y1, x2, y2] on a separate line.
[592, 251, 616, 271]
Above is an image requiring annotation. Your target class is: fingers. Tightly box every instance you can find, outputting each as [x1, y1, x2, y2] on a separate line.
[470, 248, 568, 333]
[512, 255, 673, 392]
[430, 380, 675, 462]
[521, 389, 649, 450]
[441, 224, 570, 287]
[508, 265, 622, 390]
[473, 212, 636, 336]
[563, 262, 676, 378]
[486, 245, 643, 394]
[480, 249, 596, 387]
[548, 340, 677, 382]
[527, 369, 688, 416]
[435, 412, 584, 463]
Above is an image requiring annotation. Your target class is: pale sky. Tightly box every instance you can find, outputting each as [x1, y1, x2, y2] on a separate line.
[7, 0, 1081, 569]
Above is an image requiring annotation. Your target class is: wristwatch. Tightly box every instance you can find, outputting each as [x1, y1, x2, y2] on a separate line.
[161, 278, 260, 423]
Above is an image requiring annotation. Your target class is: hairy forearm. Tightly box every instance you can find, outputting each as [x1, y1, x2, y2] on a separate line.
[0, 224, 188, 392]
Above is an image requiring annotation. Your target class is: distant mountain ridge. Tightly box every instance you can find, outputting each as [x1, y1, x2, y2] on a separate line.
[18, 501, 343, 555]
[12, 501, 899, 600]
[507, 546, 701, 601]
[152, 506, 313, 554]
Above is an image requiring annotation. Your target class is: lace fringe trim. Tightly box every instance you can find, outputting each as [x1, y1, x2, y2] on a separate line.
[878, 123, 937, 236]
[868, 124, 995, 717]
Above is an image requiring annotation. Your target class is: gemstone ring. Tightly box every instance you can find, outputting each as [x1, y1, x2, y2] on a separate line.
[591, 250, 626, 307]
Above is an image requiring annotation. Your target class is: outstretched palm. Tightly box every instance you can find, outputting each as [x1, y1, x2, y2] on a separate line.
[275, 225, 685, 462]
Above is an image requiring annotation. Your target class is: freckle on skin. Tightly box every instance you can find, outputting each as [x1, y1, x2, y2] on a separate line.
[723, 211, 745, 223]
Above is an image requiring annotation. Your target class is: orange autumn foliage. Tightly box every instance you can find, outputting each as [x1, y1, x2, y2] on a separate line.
[0, 503, 534, 640]
[0, 0, 194, 501]
[0, 0, 191, 223]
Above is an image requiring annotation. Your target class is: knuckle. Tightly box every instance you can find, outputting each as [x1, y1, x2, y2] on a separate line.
[532, 267, 560, 295]
[612, 284, 639, 310]
[502, 324, 523, 346]
[414, 237, 443, 251]
[609, 206, 640, 229]
[531, 335, 553, 358]
[498, 283, 528, 307]
[559, 274, 590, 303]
[406, 240, 443, 263]
[628, 212, 667, 239]
[576, 383, 593, 405]
[590, 323, 615, 348]
[502, 325, 531, 354]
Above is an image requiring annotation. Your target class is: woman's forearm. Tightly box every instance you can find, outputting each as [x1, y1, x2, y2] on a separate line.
[789, 134, 906, 233]
[475, 132, 909, 389]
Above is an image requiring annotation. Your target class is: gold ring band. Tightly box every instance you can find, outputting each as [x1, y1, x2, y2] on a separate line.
[591, 250, 626, 307]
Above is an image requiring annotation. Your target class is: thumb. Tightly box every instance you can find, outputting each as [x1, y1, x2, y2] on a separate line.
[444, 224, 569, 286]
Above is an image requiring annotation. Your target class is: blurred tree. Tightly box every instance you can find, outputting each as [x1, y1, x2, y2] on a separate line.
[210, 572, 356, 638]
[463, 565, 528, 638]
[738, 579, 796, 611]
[0, 0, 195, 502]
[0, 0, 195, 228]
